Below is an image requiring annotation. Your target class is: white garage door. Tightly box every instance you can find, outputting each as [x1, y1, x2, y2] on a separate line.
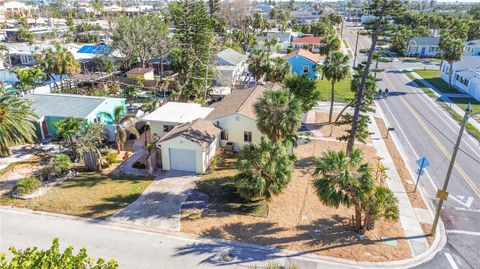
[169, 148, 196, 172]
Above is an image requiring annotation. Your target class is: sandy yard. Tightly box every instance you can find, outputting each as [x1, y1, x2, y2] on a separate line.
[182, 132, 412, 262]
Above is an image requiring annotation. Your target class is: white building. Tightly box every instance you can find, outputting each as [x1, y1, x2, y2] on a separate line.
[463, 40, 480, 56]
[406, 36, 441, 58]
[142, 102, 214, 141]
[441, 56, 480, 101]
[214, 48, 247, 87]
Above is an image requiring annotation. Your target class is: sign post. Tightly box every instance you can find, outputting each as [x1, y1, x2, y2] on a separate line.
[415, 156, 430, 192]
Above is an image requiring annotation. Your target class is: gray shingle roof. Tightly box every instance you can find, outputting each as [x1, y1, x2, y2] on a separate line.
[215, 48, 247, 66]
[410, 36, 440, 46]
[25, 93, 109, 119]
[158, 118, 220, 148]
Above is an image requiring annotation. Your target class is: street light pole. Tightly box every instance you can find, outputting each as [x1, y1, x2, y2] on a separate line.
[431, 104, 471, 235]
[353, 30, 360, 68]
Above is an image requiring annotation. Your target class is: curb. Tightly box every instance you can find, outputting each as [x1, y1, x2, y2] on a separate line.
[0, 206, 446, 268]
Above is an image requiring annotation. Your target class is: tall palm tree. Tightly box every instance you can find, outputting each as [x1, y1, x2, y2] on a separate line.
[266, 57, 290, 83]
[439, 34, 466, 89]
[12, 67, 46, 94]
[36, 44, 80, 92]
[235, 138, 293, 201]
[362, 185, 399, 232]
[247, 49, 269, 82]
[0, 94, 37, 157]
[322, 51, 350, 123]
[98, 106, 139, 153]
[319, 34, 341, 56]
[313, 149, 374, 232]
[254, 88, 302, 144]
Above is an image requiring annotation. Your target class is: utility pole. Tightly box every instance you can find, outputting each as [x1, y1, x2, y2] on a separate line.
[431, 104, 471, 235]
[353, 30, 360, 68]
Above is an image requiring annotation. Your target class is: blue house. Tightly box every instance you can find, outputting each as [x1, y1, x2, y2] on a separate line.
[24, 93, 126, 142]
[283, 49, 323, 80]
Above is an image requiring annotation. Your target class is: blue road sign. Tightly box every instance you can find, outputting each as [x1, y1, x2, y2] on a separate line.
[416, 168, 425, 175]
[416, 157, 430, 168]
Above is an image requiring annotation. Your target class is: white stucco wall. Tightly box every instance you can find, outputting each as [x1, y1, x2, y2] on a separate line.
[211, 113, 264, 148]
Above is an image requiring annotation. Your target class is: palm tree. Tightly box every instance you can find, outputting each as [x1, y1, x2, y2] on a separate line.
[439, 34, 466, 89]
[313, 149, 374, 232]
[0, 94, 37, 157]
[319, 34, 341, 56]
[36, 44, 80, 92]
[266, 57, 290, 83]
[322, 51, 350, 123]
[53, 117, 84, 148]
[98, 106, 139, 153]
[247, 49, 269, 82]
[254, 89, 302, 144]
[12, 67, 46, 94]
[235, 138, 294, 201]
[362, 186, 399, 232]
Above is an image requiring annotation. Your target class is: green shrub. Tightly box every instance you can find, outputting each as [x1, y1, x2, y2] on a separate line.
[286, 46, 293, 53]
[105, 152, 118, 165]
[15, 177, 42, 195]
[41, 154, 73, 180]
[209, 156, 218, 172]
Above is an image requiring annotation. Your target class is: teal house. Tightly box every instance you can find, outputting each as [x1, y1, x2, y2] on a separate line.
[25, 93, 126, 142]
[283, 49, 323, 80]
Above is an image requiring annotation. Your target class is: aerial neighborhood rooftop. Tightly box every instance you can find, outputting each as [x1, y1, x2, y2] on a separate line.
[1, 0, 480, 268]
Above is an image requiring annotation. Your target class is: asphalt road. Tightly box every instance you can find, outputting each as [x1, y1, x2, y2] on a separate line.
[343, 23, 480, 269]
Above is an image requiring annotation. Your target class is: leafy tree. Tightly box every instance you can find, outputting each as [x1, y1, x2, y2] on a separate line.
[16, 17, 33, 44]
[12, 67, 46, 94]
[266, 57, 290, 83]
[235, 138, 293, 201]
[53, 117, 84, 148]
[0, 94, 37, 157]
[346, 0, 403, 156]
[112, 14, 168, 68]
[254, 89, 302, 144]
[98, 106, 139, 153]
[170, 0, 214, 99]
[247, 49, 269, 81]
[467, 20, 480, 40]
[35, 44, 80, 91]
[284, 74, 320, 113]
[319, 34, 341, 56]
[322, 51, 350, 123]
[362, 185, 399, 232]
[72, 123, 106, 159]
[313, 149, 374, 232]
[0, 238, 118, 268]
[390, 25, 413, 56]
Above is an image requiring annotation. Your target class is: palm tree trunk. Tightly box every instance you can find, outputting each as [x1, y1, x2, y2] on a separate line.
[354, 200, 363, 232]
[334, 100, 354, 123]
[329, 80, 335, 123]
[448, 62, 453, 89]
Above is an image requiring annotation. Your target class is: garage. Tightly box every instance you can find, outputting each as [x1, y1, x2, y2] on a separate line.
[169, 149, 196, 172]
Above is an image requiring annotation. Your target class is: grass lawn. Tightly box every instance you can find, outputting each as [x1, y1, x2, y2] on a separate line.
[0, 172, 153, 219]
[448, 97, 480, 114]
[317, 78, 354, 102]
[414, 69, 458, 94]
[404, 71, 437, 98]
[196, 156, 268, 217]
[397, 57, 442, 63]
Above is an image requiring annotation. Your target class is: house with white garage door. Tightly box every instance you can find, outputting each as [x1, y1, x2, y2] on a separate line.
[156, 119, 221, 173]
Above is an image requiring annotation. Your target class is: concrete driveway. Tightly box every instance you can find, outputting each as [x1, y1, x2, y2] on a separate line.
[109, 170, 198, 231]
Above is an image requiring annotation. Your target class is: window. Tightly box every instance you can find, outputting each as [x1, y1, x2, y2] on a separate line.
[221, 130, 229, 140]
[303, 66, 309, 74]
[244, 131, 252, 142]
[163, 125, 174, 132]
[94, 116, 102, 123]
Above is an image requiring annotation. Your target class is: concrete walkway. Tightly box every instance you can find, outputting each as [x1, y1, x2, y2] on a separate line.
[367, 112, 430, 257]
[108, 170, 198, 231]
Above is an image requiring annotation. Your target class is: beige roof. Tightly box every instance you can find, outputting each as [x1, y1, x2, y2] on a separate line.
[158, 119, 220, 148]
[126, 67, 154, 75]
[206, 83, 281, 120]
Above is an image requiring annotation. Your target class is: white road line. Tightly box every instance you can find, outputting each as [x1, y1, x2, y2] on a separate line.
[379, 99, 439, 191]
[447, 230, 480, 236]
[445, 253, 459, 269]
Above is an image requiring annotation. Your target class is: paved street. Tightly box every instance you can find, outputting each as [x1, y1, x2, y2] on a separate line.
[343, 23, 480, 269]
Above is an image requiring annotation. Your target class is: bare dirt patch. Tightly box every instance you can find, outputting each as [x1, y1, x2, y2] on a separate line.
[375, 117, 428, 209]
[312, 112, 372, 144]
[182, 140, 412, 262]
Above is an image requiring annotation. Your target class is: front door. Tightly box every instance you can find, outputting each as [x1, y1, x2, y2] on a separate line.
[420, 47, 426, 56]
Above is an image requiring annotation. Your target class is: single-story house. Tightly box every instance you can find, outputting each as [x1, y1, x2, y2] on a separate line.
[292, 36, 322, 53]
[24, 93, 126, 142]
[440, 56, 480, 101]
[283, 49, 323, 80]
[156, 118, 220, 173]
[126, 67, 155, 80]
[206, 83, 281, 149]
[463, 40, 480, 56]
[256, 31, 297, 52]
[214, 48, 247, 87]
[406, 37, 441, 58]
[142, 102, 214, 141]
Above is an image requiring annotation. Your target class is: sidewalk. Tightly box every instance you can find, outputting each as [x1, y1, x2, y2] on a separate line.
[408, 70, 480, 131]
